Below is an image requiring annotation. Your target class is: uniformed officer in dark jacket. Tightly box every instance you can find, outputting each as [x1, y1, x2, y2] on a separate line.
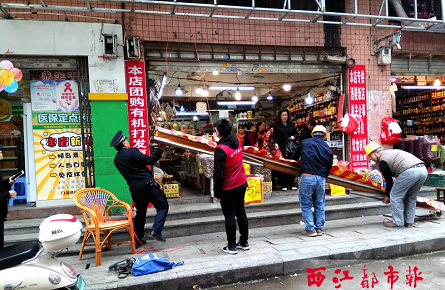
[111, 130, 168, 246]
[0, 144, 17, 248]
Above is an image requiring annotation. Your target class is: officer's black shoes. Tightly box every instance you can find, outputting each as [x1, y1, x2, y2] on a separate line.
[149, 232, 167, 242]
[135, 239, 147, 249]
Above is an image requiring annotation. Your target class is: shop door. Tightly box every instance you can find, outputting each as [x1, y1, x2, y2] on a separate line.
[77, 57, 95, 188]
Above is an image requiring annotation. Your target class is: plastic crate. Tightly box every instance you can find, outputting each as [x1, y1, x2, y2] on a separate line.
[424, 174, 445, 187]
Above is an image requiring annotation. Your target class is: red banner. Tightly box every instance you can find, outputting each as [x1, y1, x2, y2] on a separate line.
[125, 61, 150, 155]
[348, 65, 368, 171]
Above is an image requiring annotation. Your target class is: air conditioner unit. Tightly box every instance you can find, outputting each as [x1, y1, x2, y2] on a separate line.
[378, 48, 391, 65]
[103, 34, 118, 58]
[126, 37, 140, 59]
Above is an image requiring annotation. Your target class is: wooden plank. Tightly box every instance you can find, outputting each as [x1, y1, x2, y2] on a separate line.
[153, 127, 384, 195]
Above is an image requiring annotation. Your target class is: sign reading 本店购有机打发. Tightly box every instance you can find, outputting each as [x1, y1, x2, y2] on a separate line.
[125, 61, 150, 156]
[348, 64, 368, 171]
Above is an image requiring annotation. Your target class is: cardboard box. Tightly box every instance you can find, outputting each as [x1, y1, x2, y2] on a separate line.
[1, 161, 15, 169]
[164, 183, 180, 198]
[2, 151, 15, 157]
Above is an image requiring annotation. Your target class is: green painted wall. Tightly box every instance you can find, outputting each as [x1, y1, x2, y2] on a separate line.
[91, 100, 132, 204]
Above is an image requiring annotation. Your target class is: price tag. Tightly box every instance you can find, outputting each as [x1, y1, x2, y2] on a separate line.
[431, 145, 438, 152]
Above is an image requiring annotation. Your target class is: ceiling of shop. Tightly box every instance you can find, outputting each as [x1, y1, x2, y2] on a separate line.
[155, 71, 341, 103]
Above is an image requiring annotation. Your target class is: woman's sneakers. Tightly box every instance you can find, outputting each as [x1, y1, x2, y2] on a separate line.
[236, 241, 250, 250]
[222, 245, 238, 254]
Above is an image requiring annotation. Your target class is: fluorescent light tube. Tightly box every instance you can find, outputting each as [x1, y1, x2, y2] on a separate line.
[157, 73, 167, 99]
[217, 101, 256, 105]
[209, 86, 255, 91]
[176, 112, 209, 116]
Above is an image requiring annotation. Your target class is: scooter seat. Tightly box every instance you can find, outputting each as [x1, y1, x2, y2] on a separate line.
[0, 242, 41, 271]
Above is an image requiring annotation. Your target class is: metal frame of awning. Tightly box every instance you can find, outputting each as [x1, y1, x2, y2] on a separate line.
[0, 0, 444, 31]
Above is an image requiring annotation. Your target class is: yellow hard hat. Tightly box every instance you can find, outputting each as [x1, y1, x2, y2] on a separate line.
[365, 142, 383, 156]
[311, 125, 327, 139]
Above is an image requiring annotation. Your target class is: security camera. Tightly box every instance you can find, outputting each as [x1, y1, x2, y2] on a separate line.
[396, 43, 401, 50]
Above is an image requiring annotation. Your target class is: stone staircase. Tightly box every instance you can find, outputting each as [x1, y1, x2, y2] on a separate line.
[5, 188, 414, 250]
[4, 187, 438, 252]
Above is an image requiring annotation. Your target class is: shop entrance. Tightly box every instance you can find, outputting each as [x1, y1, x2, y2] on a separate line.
[391, 52, 445, 170]
[145, 42, 346, 199]
[0, 56, 92, 205]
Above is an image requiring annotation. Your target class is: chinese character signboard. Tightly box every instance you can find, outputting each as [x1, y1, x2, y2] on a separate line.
[348, 65, 368, 171]
[125, 61, 150, 155]
[32, 114, 87, 200]
[30, 70, 78, 81]
[30, 73, 85, 201]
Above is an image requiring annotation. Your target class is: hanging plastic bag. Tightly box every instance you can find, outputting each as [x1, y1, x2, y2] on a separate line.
[284, 138, 297, 159]
[275, 148, 284, 159]
[380, 116, 402, 145]
[340, 113, 362, 134]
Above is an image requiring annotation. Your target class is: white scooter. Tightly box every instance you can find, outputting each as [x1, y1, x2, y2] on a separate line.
[0, 214, 85, 290]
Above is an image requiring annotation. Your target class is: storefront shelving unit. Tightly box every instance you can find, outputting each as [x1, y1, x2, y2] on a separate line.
[393, 89, 445, 142]
[0, 136, 23, 179]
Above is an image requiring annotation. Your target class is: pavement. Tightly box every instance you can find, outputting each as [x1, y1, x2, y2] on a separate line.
[62, 187, 445, 290]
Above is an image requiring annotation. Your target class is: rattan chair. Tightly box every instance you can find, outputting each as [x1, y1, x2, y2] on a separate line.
[73, 188, 136, 266]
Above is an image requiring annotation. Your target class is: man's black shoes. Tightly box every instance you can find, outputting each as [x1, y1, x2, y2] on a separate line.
[135, 239, 147, 249]
[149, 232, 167, 242]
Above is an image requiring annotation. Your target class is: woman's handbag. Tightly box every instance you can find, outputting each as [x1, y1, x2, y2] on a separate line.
[284, 139, 297, 159]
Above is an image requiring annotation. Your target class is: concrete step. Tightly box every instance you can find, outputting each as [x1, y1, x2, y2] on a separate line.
[3, 186, 438, 248]
[3, 194, 374, 236]
[4, 200, 392, 248]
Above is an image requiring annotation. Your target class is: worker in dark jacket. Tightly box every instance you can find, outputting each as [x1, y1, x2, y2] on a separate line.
[244, 122, 257, 147]
[272, 108, 299, 190]
[365, 142, 428, 228]
[294, 125, 333, 237]
[111, 130, 167, 246]
[0, 144, 17, 248]
[298, 118, 316, 143]
[213, 119, 249, 255]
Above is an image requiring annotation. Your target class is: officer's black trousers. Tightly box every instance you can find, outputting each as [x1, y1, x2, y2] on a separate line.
[0, 221, 4, 248]
[219, 187, 249, 247]
[132, 185, 169, 241]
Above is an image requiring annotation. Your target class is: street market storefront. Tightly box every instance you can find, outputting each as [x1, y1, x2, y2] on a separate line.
[0, 57, 92, 206]
[0, 20, 127, 207]
[145, 42, 350, 198]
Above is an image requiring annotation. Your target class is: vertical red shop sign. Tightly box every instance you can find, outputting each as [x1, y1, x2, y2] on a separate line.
[348, 65, 368, 171]
[125, 61, 150, 155]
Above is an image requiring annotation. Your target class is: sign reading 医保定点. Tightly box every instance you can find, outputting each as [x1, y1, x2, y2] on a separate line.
[31, 112, 87, 200]
[30, 74, 85, 201]
[348, 65, 368, 171]
[125, 61, 150, 156]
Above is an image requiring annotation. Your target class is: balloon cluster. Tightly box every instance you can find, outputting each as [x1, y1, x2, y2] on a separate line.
[0, 60, 22, 93]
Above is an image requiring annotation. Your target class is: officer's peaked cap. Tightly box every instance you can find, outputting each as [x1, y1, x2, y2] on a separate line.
[110, 130, 125, 147]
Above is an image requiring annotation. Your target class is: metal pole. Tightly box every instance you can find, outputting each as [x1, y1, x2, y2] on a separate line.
[414, 0, 418, 19]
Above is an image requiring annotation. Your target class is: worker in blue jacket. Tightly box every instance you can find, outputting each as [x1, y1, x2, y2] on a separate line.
[294, 125, 333, 237]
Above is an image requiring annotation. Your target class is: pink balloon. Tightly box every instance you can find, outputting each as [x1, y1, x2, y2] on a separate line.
[0, 60, 13, 70]
[11, 68, 23, 82]
[0, 84, 4, 92]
